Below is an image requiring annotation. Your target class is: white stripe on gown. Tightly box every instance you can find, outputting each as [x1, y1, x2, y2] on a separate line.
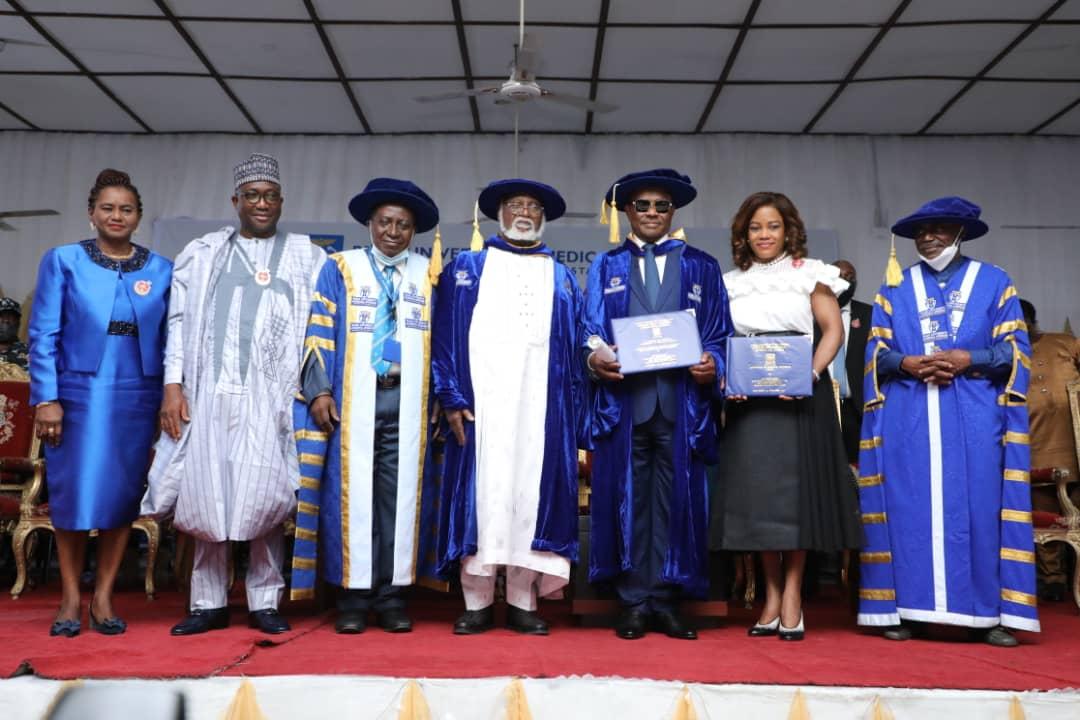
[462, 247, 570, 599]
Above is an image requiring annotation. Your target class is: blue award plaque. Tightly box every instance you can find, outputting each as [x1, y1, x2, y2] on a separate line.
[611, 310, 703, 374]
[726, 335, 813, 397]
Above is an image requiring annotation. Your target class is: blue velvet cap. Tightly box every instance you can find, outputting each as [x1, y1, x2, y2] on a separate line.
[477, 178, 566, 222]
[891, 196, 989, 241]
[605, 168, 697, 210]
[348, 178, 440, 234]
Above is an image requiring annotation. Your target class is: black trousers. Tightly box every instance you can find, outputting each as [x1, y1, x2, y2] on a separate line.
[613, 408, 679, 612]
[338, 383, 405, 613]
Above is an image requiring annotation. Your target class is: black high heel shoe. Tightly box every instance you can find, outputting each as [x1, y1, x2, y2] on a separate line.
[89, 602, 127, 636]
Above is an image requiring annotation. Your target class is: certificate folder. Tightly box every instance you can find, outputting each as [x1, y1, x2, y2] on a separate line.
[611, 310, 702, 375]
[726, 335, 813, 397]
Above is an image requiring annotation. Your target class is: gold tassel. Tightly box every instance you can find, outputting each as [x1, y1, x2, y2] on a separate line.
[223, 679, 268, 720]
[1008, 696, 1026, 720]
[671, 686, 697, 720]
[505, 678, 533, 720]
[671, 227, 686, 241]
[885, 234, 903, 287]
[398, 680, 432, 720]
[470, 200, 484, 252]
[602, 183, 620, 244]
[869, 696, 894, 720]
[428, 225, 443, 286]
[786, 689, 810, 720]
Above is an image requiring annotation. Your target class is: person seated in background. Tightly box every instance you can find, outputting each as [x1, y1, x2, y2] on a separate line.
[1021, 298, 1080, 602]
[0, 297, 29, 369]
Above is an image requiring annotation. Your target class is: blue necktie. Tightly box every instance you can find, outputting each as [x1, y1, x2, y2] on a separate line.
[370, 265, 396, 376]
[643, 243, 661, 308]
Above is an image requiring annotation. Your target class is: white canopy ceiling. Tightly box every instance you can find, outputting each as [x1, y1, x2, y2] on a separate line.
[1, 0, 1078, 135]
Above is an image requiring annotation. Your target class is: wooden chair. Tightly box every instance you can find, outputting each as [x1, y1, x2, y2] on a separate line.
[0, 362, 162, 599]
[1031, 467, 1079, 610]
[1030, 379, 1080, 611]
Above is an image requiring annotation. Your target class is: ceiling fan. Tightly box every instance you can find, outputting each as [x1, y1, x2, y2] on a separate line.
[0, 209, 59, 232]
[414, 0, 616, 178]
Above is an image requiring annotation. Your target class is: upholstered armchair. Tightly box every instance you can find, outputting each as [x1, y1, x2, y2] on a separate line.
[0, 362, 47, 592]
[1031, 467, 1080, 610]
[0, 362, 162, 599]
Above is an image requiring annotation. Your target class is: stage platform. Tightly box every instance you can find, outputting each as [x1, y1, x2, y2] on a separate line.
[1, 590, 1078, 718]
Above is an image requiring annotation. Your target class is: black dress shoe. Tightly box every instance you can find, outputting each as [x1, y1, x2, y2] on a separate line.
[614, 607, 648, 640]
[980, 625, 1019, 648]
[453, 606, 495, 635]
[652, 609, 697, 640]
[248, 608, 290, 635]
[506, 606, 549, 635]
[171, 608, 229, 636]
[335, 610, 367, 634]
[377, 607, 413, 633]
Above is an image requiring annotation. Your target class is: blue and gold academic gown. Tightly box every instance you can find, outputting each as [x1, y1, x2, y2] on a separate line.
[290, 249, 441, 598]
[431, 237, 587, 577]
[858, 256, 1039, 631]
[582, 238, 732, 597]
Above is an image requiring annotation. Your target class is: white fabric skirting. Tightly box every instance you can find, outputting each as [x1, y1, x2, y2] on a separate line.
[3, 675, 1079, 720]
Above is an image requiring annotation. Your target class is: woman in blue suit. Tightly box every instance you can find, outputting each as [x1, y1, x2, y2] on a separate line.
[29, 169, 171, 637]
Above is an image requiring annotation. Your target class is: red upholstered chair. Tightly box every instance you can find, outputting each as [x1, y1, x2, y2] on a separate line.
[1031, 466, 1080, 610]
[0, 362, 162, 599]
[0, 362, 47, 594]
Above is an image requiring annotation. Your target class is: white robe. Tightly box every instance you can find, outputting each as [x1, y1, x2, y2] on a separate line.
[141, 228, 326, 542]
[462, 247, 570, 596]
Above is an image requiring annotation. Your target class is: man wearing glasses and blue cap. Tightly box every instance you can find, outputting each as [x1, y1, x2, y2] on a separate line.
[433, 178, 585, 636]
[583, 169, 732, 640]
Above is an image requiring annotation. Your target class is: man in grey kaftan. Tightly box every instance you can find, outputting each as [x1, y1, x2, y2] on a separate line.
[143, 153, 325, 635]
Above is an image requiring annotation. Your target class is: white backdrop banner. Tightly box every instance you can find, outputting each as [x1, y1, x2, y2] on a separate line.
[152, 217, 838, 290]
[2, 131, 1076, 330]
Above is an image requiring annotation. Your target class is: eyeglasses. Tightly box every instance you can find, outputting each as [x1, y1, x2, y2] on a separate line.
[239, 190, 283, 206]
[504, 201, 544, 215]
[631, 199, 673, 214]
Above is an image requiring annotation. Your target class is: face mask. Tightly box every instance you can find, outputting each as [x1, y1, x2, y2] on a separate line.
[369, 228, 409, 266]
[837, 281, 857, 307]
[918, 230, 963, 272]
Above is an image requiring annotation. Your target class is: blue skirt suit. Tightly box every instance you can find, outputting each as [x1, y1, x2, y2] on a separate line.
[29, 240, 171, 530]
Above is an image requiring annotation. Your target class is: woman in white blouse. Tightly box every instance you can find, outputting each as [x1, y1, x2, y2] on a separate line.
[710, 191, 861, 641]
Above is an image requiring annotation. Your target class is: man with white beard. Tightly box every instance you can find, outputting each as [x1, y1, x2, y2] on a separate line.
[433, 179, 585, 635]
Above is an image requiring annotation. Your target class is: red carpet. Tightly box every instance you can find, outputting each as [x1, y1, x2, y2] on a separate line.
[3, 589, 1079, 690]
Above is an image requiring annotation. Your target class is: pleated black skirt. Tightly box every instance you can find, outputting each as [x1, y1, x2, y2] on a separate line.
[709, 366, 863, 552]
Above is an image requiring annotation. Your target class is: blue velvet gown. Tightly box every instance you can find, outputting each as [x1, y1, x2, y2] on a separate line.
[29, 240, 171, 531]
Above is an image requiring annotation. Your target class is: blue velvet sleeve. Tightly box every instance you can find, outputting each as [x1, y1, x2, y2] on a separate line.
[877, 346, 905, 378]
[432, 259, 469, 410]
[28, 248, 64, 405]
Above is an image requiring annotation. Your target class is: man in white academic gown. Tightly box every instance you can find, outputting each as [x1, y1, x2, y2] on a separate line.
[290, 178, 442, 634]
[143, 153, 326, 635]
[433, 179, 586, 635]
